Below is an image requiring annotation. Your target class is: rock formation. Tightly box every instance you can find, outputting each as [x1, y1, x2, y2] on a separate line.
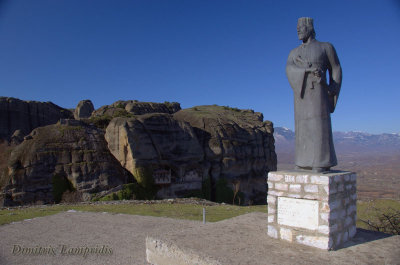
[105, 113, 205, 198]
[105, 105, 276, 204]
[74, 99, 94, 119]
[0, 119, 133, 206]
[91, 100, 181, 118]
[0, 97, 277, 205]
[0, 97, 73, 141]
[174, 106, 277, 204]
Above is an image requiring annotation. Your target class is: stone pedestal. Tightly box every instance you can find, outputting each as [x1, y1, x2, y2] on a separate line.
[267, 170, 357, 250]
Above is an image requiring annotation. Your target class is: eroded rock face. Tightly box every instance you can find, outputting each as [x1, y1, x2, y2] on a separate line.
[174, 106, 277, 204]
[91, 100, 181, 117]
[0, 120, 133, 206]
[105, 113, 203, 174]
[105, 106, 277, 204]
[0, 97, 73, 141]
[74, 100, 94, 119]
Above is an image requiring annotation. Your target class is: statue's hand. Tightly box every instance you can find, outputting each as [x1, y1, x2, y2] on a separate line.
[313, 68, 323, 78]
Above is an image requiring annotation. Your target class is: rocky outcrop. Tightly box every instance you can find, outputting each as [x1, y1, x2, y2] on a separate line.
[0, 97, 73, 141]
[174, 106, 277, 204]
[0, 120, 133, 206]
[105, 113, 205, 198]
[91, 100, 181, 118]
[105, 105, 276, 204]
[74, 100, 94, 119]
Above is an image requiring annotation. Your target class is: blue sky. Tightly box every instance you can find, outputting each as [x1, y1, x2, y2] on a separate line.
[0, 0, 399, 133]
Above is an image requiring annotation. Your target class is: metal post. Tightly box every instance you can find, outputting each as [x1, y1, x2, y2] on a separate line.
[203, 207, 206, 224]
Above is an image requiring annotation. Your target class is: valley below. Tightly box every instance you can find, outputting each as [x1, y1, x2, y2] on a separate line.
[275, 127, 400, 200]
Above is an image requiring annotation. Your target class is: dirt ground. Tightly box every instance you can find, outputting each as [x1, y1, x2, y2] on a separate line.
[0, 211, 399, 265]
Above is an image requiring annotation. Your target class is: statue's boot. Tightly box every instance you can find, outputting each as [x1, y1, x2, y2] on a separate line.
[312, 167, 330, 173]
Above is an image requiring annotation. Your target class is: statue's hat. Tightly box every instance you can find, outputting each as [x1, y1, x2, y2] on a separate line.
[298, 17, 314, 27]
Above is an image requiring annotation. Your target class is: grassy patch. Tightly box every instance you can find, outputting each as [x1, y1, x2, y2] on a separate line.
[0, 203, 266, 226]
[93, 183, 156, 201]
[357, 199, 400, 234]
[2, 199, 399, 234]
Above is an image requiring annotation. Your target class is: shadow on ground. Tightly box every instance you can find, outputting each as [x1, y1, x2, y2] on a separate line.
[339, 228, 393, 249]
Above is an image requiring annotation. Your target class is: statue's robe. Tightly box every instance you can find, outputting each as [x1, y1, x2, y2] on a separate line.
[286, 39, 342, 168]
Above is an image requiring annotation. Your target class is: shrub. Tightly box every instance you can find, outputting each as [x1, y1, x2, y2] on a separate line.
[133, 166, 154, 188]
[222, 106, 241, 112]
[360, 205, 400, 235]
[214, 178, 244, 205]
[115, 103, 125, 109]
[98, 183, 157, 201]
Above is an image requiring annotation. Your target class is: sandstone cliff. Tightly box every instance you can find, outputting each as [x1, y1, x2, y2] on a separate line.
[0, 119, 133, 206]
[105, 105, 276, 204]
[0, 97, 73, 141]
[74, 99, 94, 119]
[92, 100, 181, 118]
[0, 97, 277, 205]
[174, 105, 277, 204]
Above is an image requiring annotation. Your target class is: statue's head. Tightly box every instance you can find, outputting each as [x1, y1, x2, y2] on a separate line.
[297, 17, 315, 41]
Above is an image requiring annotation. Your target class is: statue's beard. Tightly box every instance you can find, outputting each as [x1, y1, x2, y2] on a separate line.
[298, 31, 312, 41]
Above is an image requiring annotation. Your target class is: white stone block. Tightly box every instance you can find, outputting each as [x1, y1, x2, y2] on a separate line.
[320, 213, 329, 223]
[280, 227, 293, 242]
[350, 174, 357, 182]
[336, 233, 342, 245]
[268, 174, 283, 182]
[268, 205, 276, 214]
[268, 190, 284, 197]
[344, 174, 350, 181]
[339, 210, 346, 219]
[338, 184, 344, 192]
[267, 182, 274, 189]
[351, 193, 357, 201]
[285, 175, 296, 182]
[330, 211, 339, 220]
[268, 215, 275, 223]
[287, 193, 301, 199]
[319, 194, 329, 202]
[334, 175, 343, 183]
[267, 195, 276, 205]
[321, 202, 330, 212]
[304, 194, 319, 200]
[323, 186, 329, 194]
[311, 175, 329, 185]
[346, 184, 353, 190]
[330, 223, 338, 233]
[289, 184, 301, 192]
[347, 205, 356, 215]
[296, 175, 308, 183]
[344, 198, 350, 205]
[277, 197, 319, 230]
[304, 185, 318, 193]
[329, 199, 341, 210]
[342, 231, 349, 242]
[296, 235, 332, 250]
[275, 183, 288, 191]
[268, 225, 278, 238]
[318, 225, 329, 235]
[349, 226, 357, 238]
[345, 217, 353, 226]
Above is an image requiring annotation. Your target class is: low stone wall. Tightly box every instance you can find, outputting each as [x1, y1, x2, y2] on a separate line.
[267, 170, 357, 250]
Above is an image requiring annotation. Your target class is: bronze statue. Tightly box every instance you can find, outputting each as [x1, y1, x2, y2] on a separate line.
[286, 17, 342, 172]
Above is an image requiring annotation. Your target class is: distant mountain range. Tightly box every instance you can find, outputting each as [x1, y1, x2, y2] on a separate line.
[274, 127, 400, 153]
[274, 127, 400, 200]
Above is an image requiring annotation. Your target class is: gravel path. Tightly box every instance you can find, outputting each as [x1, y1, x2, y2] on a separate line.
[0, 210, 399, 265]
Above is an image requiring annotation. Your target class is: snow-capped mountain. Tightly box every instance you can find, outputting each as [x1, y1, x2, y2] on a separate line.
[274, 127, 400, 153]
